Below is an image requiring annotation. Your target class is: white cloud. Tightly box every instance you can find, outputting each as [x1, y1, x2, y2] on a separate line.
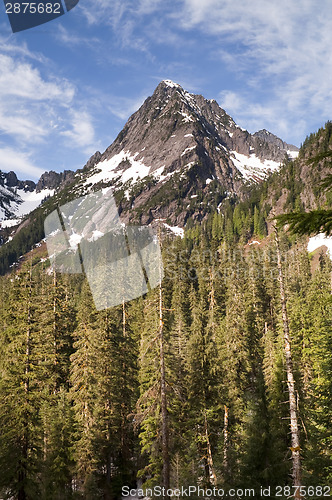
[176, 0, 332, 143]
[55, 25, 100, 48]
[0, 107, 47, 142]
[0, 54, 76, 144]
[0, 54, 74, 102]
[0, 147, 45, 179]
[61, 110, 96, 151]
[0, 35, 48, 64]
[136, 0, 163, 15]
[219, 91, 243, 115]
[0, 45, 100, 176]
[80, 0, 130, 27]
[219, 89, 306, 143]
[80, 0, 163, 25]
[79, 0, 161, 54]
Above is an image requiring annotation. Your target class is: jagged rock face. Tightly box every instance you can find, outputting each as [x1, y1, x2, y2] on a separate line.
[0, 81, 298, 228]
[0, 172, 21, 219]
[0, 171, 36, 192]
[253, 129, 298, 157]
[101, 81, 297, 172]
[0, 169, 74, 222]
[3, 171, 19, 189]
[36, 170, 75, 192]
[75, 80, 298, 226]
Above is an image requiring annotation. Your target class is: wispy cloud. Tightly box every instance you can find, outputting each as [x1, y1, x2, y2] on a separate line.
[0, 46, 98, 175]
[175, 0, 332, 142]
[0, 34, 49, 64]
[79, 0, 130, 28]
[55, 25, 100, 48]
[219, 90, 303, 142]
[0, 54, 74, 102]
[61, 110, 97, 152]
[0, 107, 48, 142]
[0, 146, 45, 179]
[0, 54, 75, 143]
[79, 0, 164, 54]
[80, 0, 158, 26]
[106, 95, 146, 120]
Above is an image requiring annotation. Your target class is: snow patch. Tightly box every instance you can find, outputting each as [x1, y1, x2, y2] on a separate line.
[0, 218, 20, 228]
[163, 80, 181, 88]
[85, 150, 151, 187]
[153, 165, 172, 182]
[230, 151, 281, 181]
[178, 111, 194, 123]
[14, 188, 54, 217]
[183, 161, 195, 169]
[88, 230, 104, 242]
[163, 223, 184, 238]
[287, 150, 299, 159]
[68, 232, 83, 250]
[181, 146, 196, 156]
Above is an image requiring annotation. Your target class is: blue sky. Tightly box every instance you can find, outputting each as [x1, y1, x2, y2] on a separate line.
[0, 0, 332, 180]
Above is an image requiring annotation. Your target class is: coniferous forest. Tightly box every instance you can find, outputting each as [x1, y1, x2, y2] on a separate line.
[0, 127, 331, 500]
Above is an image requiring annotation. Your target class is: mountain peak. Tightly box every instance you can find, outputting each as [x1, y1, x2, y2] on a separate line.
[68, 81, 297, 227]
[253, 129, 299, 153]
[1, 81, 298, 229]
[161, 79, 182, 89]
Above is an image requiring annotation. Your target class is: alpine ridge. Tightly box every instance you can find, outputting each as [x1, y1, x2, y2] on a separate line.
[0, 80, 298, 230]
[71, 80, 298, 227]
[0, 169, 74, 224]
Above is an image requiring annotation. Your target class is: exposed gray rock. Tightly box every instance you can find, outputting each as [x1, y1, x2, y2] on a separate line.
[253, 129, 299, 158]
[0, 81, 298, 228]
[36, 170, 75, 192]
[75, 80, 297, 226]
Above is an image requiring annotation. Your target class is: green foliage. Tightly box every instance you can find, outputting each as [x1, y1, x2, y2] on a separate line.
[1, 122, 332, 497]
[277, 154, 332, 236]
[277, 209, 332, 236]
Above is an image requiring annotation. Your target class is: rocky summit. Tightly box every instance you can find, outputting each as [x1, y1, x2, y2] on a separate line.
[0, 81, 298, 228]
[0, 169, 75, 223]
[72, 80, 298, 226]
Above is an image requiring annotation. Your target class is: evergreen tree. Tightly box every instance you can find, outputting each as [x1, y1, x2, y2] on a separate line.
[274, 225, 302, 497]
[0, 265, 44, 499]
[70, 280, 138, 499]
[277, 153, 332, 236]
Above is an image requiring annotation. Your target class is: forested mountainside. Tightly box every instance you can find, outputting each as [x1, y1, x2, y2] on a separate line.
[0, 120, 328, 276]
[0, 124, 331, 500]
[0, 225, 331, 500]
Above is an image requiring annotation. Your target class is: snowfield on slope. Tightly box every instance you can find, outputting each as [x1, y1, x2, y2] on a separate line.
[0, 188, 54, 223]
[230, 151, 281, 181]
[15, 188, 54, 217]
[84, 151, 151, 187]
